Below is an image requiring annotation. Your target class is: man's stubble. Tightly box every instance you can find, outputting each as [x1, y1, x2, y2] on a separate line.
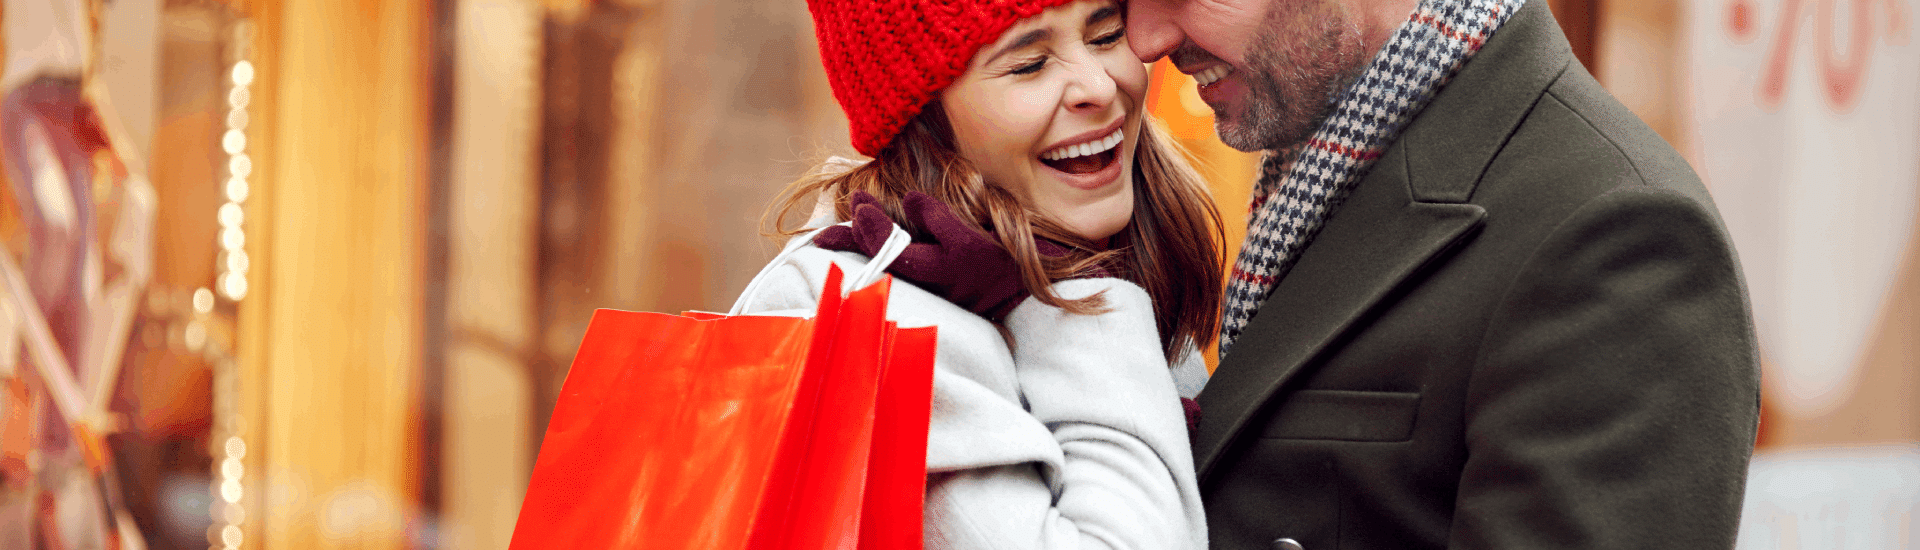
[1212, 0, 1371, 152]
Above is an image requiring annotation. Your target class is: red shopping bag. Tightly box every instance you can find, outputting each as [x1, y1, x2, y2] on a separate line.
[510, 264, 933, 550]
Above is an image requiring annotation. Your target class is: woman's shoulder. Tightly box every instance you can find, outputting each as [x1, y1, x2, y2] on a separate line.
[739, 239, 1042, 473]
[732, 240, 860, 314]
[739, 238, 969, 324]
[736, 237, 1027, 403]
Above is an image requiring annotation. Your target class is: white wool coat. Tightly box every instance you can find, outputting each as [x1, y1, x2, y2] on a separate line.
[733, 228, 1209, 550]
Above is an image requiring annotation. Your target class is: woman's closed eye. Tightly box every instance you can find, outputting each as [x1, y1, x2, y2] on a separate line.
[1008, 56, 1048, 76]
[1005, 31, 1126, 76]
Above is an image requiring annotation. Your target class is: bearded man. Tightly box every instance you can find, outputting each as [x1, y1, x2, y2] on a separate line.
[1126, 0, 1761, 548]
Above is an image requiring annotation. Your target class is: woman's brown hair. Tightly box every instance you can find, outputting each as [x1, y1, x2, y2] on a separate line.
[768, 105, 1224, 361]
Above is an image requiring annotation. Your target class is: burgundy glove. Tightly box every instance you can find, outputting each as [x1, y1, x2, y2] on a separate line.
[815, 190, 1059, 322]
[1181, 397, 1202, 443]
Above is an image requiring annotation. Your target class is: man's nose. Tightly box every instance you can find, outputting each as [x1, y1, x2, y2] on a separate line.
[1126, 0, 1183, 63]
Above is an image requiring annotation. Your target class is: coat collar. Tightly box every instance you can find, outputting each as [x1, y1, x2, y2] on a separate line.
[1193, 0, 1574, 481]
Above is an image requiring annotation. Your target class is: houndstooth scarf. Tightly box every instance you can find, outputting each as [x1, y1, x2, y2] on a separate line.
[1218, 0, 1524, 358]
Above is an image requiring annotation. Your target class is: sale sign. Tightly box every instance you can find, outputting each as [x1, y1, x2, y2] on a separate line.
[1686, 0, 1918, 415]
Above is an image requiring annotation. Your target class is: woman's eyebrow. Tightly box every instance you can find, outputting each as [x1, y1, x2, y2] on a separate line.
[1087, 6, 1118, 26]
[986, 28, 1053, 64]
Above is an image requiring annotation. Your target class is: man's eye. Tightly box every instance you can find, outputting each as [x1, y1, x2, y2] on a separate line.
[1090, 30, 1125, 46]
[1010, 59, 1046, 75]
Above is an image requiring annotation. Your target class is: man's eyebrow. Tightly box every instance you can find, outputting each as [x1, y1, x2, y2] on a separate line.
[986, 28, 1052, 64]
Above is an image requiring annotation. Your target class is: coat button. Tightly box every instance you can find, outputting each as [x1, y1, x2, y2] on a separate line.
[1271, 538, 1304, 550]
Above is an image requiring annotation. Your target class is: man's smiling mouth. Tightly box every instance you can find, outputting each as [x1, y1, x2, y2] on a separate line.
[1193, 65, 1233, 87]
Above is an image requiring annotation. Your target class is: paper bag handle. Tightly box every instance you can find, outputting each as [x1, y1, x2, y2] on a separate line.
[728, 222, 911, 316]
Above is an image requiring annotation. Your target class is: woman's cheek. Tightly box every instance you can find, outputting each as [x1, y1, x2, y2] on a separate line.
[1014, 84, 1058, 122]
[1108, 59, 1150, 105]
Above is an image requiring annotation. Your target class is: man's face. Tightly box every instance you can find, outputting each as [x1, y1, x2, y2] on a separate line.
[1128, 0, 1371, 152]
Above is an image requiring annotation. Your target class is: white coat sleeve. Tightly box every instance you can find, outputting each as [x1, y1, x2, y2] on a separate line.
[922, 278, 1207, 550]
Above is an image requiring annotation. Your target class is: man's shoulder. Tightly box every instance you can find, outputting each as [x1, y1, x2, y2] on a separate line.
[1545, 68, 1700, 184]
[1389, 0, 1707, 209]
[1488, 67, 1713, 211]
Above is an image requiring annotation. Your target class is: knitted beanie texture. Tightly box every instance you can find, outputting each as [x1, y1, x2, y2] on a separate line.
[808, 0, 1079, 156]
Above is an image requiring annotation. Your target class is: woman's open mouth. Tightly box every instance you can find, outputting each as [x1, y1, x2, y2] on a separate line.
[1039, 129, 1123, 175]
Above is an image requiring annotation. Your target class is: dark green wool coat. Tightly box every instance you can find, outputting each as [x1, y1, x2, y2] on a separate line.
[1194, 2, 1761, 549]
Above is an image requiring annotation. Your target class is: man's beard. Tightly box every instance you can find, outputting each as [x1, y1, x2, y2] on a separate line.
[1213, 1, 1371, 152]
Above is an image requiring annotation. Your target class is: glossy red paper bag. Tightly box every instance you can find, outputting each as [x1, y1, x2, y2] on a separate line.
[510, 264, 933, 550]
[858, 324, 935, 549]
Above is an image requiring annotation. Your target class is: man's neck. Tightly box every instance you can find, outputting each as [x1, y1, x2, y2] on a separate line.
[1357, 0, 1423, 59]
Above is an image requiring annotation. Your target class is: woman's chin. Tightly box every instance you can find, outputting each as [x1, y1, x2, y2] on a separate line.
[1057, 197, 1134, 245]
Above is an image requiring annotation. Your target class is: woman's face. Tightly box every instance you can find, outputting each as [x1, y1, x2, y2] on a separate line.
[941, 0, 1148, 243]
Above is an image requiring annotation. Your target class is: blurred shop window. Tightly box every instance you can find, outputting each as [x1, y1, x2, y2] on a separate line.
[1667, 0, 1920, 548]
[1737, 445, 1920, 549]
[2, 0, 247, 549]
[424, 0, 846, 547]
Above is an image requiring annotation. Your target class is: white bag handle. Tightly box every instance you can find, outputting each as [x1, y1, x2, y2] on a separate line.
[728, 222, 912, 316]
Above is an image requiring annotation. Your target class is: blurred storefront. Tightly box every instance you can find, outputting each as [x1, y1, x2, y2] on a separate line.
[0, 0, 1911, 549]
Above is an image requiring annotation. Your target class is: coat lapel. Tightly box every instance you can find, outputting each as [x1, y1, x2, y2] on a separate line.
[1194, 146, 1485, 480]
[1192, 0, 1570, 482]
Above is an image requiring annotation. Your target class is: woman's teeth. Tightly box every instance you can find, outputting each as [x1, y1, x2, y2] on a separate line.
[1040, 129, 1124, 161]
[1194, 65, 1232, 87]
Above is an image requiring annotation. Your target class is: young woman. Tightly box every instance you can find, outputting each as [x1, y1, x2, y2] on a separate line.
[734, 0, 1223, 547]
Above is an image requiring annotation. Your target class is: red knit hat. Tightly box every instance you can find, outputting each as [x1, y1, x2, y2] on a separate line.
[808, 0, 1081, 157]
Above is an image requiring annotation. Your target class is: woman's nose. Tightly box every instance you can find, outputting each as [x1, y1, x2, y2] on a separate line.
[1062, 56, 1119, 112]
